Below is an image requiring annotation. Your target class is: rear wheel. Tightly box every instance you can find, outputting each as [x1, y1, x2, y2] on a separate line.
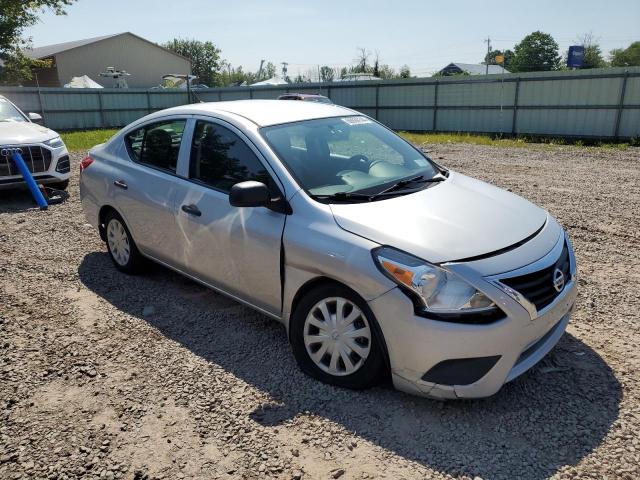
[290, 284, 387, 389]
[104, 211, 144, 274]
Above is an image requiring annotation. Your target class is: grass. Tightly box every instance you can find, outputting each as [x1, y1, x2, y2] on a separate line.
[399, 131, 637, 150]
[59, 128, 636, 152]
[60, 129, 119, 152]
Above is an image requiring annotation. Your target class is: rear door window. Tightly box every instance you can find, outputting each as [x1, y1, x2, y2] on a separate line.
[125, 119, 186, 174]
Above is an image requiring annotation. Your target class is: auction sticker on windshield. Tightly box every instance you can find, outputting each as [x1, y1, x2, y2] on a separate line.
[342, 116, 372, 125]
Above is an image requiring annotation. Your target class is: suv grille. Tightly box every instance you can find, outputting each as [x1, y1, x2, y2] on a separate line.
[500, 242, 570, 311]
[0, 146, 52, 176]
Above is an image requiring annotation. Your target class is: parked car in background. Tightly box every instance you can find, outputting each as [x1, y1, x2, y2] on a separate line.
[277, 93, 332, 104]
[80, 100, 576, 399]
[0, 95, 70, 190]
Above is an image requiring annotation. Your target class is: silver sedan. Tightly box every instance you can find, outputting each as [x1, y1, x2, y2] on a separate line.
[80, 100, 577, 399]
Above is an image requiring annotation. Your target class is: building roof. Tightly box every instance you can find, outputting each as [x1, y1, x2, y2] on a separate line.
[251, 76, 288, 86]
[24, 34, 119, 59]
[442, 63, 508, 75]
[156, 100, 356, 127]
[24, 32, 190, 63]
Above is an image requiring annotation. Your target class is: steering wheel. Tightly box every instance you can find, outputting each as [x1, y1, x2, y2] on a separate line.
[345, 154, 371, 172]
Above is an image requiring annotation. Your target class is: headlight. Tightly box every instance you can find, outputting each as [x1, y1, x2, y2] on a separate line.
[373, 247, 500, 318]
[45, 136, 64, 148]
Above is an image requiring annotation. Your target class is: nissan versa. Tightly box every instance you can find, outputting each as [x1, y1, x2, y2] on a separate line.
[80, 100, 577, 399]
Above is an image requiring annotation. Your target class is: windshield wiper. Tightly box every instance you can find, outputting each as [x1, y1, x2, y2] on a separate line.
[370, 175, 444, 200]
[313, 175, 444, 203]
[312, 191, 375, 202]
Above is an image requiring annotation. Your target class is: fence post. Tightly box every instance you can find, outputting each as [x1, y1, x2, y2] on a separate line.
[432, 80, 439, 132]
[146, 90, 152, 114]
[511, 77, 521, 135]
[614, 70, 629, 140]
[375, 83, 380, 120]
[97, 90, 105, 128]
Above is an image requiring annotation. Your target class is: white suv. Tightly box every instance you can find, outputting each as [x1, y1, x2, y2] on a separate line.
[0, 95, 70, 190]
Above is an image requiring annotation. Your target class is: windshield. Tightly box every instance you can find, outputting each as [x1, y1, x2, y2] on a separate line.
[0, 97, 27, 122]
[261, 116, 439, 198]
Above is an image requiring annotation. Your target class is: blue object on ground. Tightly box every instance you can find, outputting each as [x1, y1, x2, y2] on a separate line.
[10, 150, 48, 209]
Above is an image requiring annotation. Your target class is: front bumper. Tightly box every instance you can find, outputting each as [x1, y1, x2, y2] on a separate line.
[0, 144, 70, 189]
[368, 232, 577, 399]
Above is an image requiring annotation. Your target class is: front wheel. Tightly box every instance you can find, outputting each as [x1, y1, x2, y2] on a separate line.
[290, 284, 387, 389]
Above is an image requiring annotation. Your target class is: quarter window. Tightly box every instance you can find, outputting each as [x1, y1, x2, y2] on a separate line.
[189, 121, 270, 192]
[125, 119, 186, 174]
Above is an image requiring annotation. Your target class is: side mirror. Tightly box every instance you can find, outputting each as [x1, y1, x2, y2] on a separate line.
[229, 181, 270, 207]
[28, 112, 43, 123]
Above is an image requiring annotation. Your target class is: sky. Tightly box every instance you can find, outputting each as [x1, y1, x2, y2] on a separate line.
[25, 0, 640, 78]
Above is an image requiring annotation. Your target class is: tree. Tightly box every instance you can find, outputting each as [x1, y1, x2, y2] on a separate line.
[484, 49, 514, 68]
[319, 66, 335, 82]
[0, 0, 75, 84]
[509, 31, 561, 72]
[610, 41, 640, 67]
[262, 61, 276, 79]
[354, 47, 371, 73]
[399, 65, 411, 78]
[376, 64, 397, 79]
[577, 32, 607, 69]
[292, 73, 307, 84]
[163, 38, 222, 86]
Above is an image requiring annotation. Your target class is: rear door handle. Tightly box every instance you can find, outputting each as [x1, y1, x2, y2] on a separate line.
[113, 179, 128, 190]
[181, 204, 201, 217]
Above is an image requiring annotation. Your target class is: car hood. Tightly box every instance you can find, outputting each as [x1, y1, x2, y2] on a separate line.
[0, 121, 57, 144]
[329, 171, 547, 264]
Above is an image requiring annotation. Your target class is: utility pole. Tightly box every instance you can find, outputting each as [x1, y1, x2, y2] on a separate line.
[485, 37, 491, 75]
[257, 59, 265, 80]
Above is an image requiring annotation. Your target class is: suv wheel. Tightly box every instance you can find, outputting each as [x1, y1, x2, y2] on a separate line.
[104, 211, 143, 273]
[290, 284, 387, 389]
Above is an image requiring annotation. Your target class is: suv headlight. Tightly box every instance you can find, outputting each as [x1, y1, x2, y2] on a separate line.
[44, 136, 64, 148]
[373, 247, 502, 321]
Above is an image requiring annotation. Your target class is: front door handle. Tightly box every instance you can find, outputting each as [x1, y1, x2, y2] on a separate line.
[113, 179, 128, 190]
[181, 204, 202, 217]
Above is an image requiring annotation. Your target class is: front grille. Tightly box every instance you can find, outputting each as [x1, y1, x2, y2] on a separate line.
[0, 146, 52, 176]
[500, 242, 570, 311]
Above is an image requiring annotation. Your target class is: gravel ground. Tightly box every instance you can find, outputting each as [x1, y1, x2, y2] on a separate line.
[1, 143, 639, 480]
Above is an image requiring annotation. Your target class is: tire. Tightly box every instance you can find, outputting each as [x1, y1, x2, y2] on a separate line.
[290, 284, 387, 389]
[104, 211, 144, 274]
[49, 179, 69, 191]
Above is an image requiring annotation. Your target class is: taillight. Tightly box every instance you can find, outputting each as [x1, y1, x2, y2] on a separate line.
[80, 156, 94, 172]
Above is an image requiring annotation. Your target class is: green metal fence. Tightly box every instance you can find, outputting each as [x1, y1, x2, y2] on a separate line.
[2, 66, 639, 139]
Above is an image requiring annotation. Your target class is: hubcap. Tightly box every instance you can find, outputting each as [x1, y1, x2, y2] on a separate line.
[107, 219, 130, 266]
[303, 297, 372, 376]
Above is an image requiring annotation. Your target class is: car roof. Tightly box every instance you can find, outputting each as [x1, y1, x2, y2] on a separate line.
[159, 100, 354, 127]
